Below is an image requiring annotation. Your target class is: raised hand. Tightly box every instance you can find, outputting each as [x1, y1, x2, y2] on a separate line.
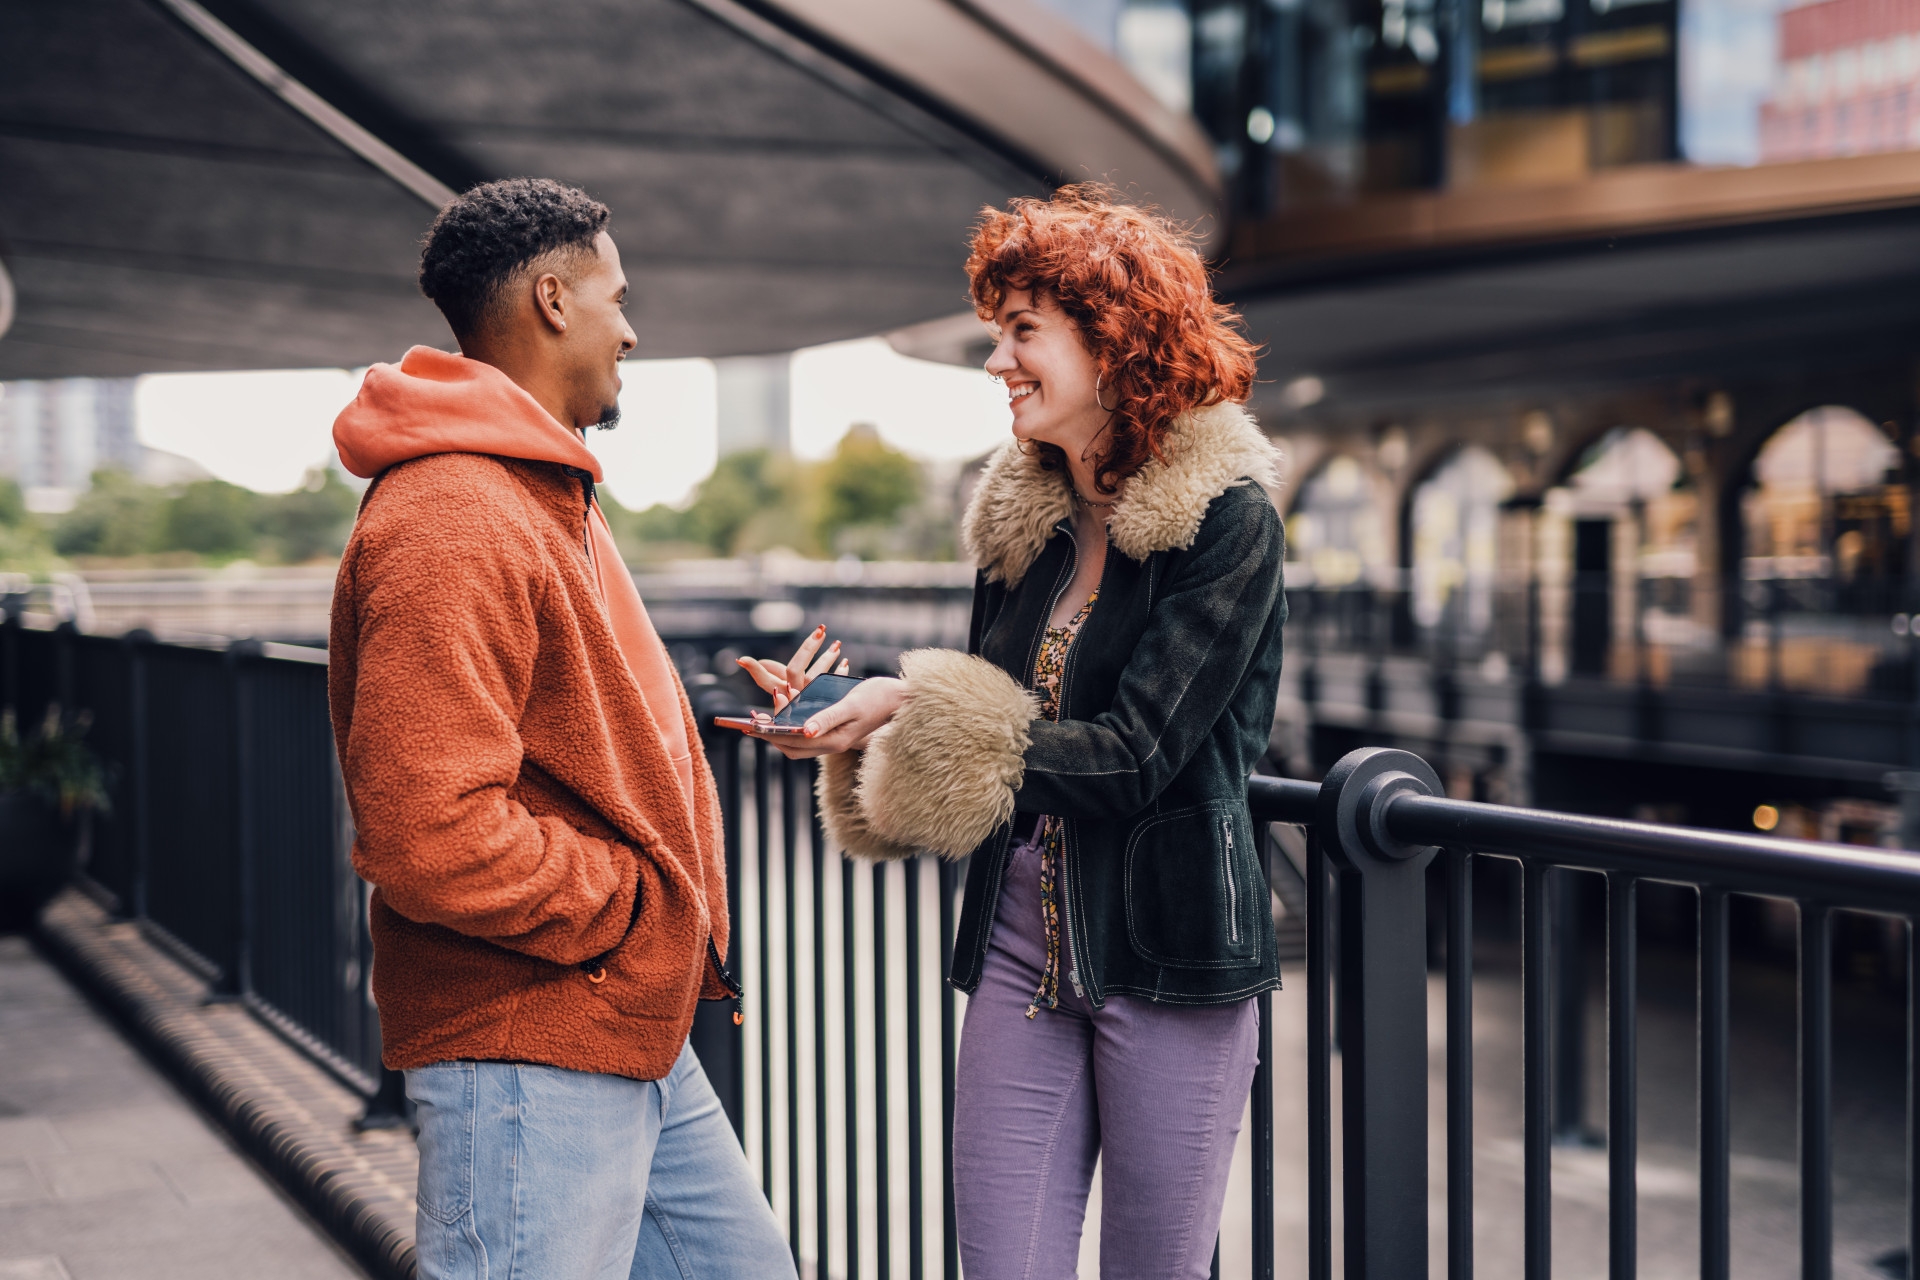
[735, 625, 849, 715]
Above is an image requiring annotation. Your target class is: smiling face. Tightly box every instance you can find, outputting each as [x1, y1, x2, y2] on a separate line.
[552, 231, 637, 430]
[983, 289, 1110, 462]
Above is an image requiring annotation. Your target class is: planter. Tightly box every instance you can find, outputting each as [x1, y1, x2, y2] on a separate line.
[0, 791, 78, 932]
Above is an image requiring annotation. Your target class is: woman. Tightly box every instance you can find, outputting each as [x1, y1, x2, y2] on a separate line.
[741, 185, 1286, 1279]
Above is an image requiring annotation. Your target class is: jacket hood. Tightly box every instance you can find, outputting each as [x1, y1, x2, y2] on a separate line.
[961, 398, 1283, 586]
[333, 346, 604, 481]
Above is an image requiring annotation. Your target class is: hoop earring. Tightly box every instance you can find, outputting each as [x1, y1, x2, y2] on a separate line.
[1095, 372, 1117, 413]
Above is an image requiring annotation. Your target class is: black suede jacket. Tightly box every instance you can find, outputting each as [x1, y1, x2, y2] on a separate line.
[951, 476, 1288, 1007]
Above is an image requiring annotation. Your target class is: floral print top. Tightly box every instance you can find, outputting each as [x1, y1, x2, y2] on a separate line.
[1025, 589, 1097, 1018]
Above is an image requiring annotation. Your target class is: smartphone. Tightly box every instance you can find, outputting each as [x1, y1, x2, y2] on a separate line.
[715, 673, 865, 736]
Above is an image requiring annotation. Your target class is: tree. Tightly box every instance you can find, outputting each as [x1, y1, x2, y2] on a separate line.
[0, 478, 58, 574]
[160, 479, 257, 557]
[683, 449, 797, 556]
[0, 478, 26, 528]
[814, 425, 921, 556]
[256, 468, 359, 563]
[52, 470, 165, 558]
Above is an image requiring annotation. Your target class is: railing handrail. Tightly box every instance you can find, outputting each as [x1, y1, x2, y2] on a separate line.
[1251, 763, 1920, 909]
[1247, 774, 1318, 825]
[1389, 791, 1920, 905]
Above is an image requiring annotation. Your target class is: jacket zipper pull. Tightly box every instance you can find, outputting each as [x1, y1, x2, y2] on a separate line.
[707, 935, 745, 1026]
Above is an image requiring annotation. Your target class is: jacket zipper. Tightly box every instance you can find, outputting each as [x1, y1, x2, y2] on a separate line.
[707, 935, 745, 1026]
[1031, 522, 1084, 996]
[1048, 519, 1113, 1006]
[1022, 521, 1077, 693]
[566, 467, 596, 563]
[1223, 816, 1240, 945]
[572, 461, 741, 1026]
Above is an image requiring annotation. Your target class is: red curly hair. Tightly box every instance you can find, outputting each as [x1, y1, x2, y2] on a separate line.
[965, 184, 1258, 496]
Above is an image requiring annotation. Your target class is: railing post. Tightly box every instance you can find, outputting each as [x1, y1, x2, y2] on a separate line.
[125, 629, 152, 923]
[222, 639, 261, 1002]
[1552, 868, 1595, 1143]
[688, 677, 747, 1140]
[356, 1067, 411, 1131]
[0, 612, 18, 713]
[1317, 747, 1443, 1280]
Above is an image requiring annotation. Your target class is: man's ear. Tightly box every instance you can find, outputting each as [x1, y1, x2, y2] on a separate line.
[532, 271, 568, 334]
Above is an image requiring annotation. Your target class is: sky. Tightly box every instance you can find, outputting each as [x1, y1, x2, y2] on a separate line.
[1681, 0, 1795, 166]
[131, 336, 1015, 509]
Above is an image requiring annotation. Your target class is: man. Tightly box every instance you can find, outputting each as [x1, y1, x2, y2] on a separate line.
[328, 178, 794, 1279]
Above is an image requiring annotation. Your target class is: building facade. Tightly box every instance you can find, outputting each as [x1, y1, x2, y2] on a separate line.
[1071, 0, 1920, 839]
[0, 379, 139, 512]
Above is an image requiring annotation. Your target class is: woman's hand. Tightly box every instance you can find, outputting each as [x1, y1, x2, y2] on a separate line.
[750, 676, 908, 758]
[736, 625, 845, 712]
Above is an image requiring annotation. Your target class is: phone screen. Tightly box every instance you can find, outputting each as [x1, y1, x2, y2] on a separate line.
[772, 673, 863, 727]
[713, 673, 864, 735]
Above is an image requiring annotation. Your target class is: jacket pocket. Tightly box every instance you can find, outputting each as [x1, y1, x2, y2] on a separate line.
[1123, 801, 1262, 969]
[405, 1061, 476, 1226]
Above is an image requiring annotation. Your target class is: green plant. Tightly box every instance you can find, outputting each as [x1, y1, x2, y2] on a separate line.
[0, 706, 110, 818]
[162, 479, 259, 557]
[815, 425, 921, 554]
[53, 469, 167, 557]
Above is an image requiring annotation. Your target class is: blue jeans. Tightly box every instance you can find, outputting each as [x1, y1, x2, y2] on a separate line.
[405, 1042, 795, 1280]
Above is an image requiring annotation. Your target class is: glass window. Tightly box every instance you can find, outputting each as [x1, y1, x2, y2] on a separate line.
[1183, 0, 1920, 221]
[1191, 0, 1678, 211]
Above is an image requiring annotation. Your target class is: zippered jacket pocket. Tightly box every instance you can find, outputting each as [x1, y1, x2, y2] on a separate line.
[1121, 800, 1262, 969]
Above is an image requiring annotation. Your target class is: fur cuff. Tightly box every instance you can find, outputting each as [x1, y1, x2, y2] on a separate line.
[816, 750, 918, 861]
[858, 649, 1039, 858]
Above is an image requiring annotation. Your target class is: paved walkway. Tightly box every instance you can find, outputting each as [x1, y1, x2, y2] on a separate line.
[0, 934, 367, 1280]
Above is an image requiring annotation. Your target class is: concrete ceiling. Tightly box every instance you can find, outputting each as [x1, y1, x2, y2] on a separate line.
[0, 0, 1212, 379]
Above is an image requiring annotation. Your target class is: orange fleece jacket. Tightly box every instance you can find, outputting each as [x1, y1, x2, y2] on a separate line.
[328, 346, 731, 1081]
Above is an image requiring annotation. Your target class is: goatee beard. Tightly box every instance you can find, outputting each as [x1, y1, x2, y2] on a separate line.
[594, 403, 621, 431]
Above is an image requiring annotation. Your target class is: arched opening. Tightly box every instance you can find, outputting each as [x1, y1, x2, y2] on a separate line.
[1739, 406, 1906, 696]
[1285, 454, 1391, 650]
[1407, 446, 1513, 655]
[1546, 427, 1697, 681]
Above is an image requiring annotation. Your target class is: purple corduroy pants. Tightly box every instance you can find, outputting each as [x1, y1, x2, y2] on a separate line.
[952, 824, 1260, 1280]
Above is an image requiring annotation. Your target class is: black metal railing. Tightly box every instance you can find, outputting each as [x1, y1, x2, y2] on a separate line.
[8, 622, 402, 1120]
[1247, 750, 1920, 1280]
[6, 614, 1918, 1278]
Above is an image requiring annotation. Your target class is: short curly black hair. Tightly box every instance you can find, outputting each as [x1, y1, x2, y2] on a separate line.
[418, 178, 612, 340]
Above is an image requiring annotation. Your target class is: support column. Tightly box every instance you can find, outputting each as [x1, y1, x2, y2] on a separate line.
[1317, 747, 1443, 1280]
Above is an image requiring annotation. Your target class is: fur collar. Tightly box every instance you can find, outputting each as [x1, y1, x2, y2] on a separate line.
[961, 399, 1282, 586]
